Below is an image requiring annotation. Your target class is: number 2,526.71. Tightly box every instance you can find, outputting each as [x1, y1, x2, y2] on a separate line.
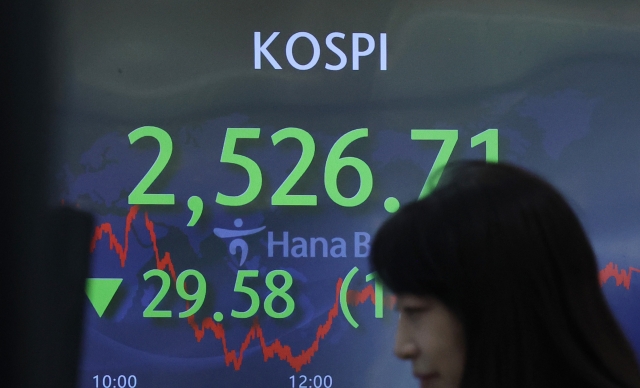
[127, 127, 498, 207]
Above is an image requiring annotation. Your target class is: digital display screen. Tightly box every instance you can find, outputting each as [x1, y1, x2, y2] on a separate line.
[54, 2, 640, 387]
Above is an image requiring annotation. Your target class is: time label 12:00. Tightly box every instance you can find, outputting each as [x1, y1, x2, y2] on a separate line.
[127, 126, 498, 207]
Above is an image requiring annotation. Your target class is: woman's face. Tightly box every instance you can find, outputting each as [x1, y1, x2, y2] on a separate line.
[395, 294, 466, 388]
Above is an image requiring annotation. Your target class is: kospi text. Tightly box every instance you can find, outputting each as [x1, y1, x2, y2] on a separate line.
[254, 32, 387, 70]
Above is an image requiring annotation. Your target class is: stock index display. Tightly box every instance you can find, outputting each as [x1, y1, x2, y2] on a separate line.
[55, 2, 640, 387]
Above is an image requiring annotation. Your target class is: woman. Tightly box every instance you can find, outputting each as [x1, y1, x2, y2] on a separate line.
[370, 161, 640, 388]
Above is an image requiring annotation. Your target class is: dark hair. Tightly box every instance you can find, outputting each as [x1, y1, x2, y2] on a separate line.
[370, 161, 640, 388]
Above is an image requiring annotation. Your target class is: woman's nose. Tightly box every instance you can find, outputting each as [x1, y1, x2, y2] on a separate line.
[394, 319, 419, 359]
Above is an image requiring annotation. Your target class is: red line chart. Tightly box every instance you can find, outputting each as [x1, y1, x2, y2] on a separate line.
[90, 206, 383, 372]
[186, 282, 342, 372]
[92, 207, 638, 371]
[599, 262, 640, 290]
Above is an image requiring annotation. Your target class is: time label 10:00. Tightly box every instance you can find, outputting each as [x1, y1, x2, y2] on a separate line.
[93, 375, 137, 388]
[142, 267, 382, 326]
[127, 126, 498, 207]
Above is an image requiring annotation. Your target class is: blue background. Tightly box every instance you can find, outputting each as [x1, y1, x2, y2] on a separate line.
[53, 2, 640, 387]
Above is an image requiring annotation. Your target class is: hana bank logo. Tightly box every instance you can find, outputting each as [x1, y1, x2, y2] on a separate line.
[214, 218, 266, 266]
[254, 32, 387, 70]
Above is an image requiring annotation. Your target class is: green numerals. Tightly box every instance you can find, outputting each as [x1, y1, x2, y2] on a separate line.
[471, 128, 499, 163]
[230, 270, 260, 318]
[142, 269, 207, 318]
[365, 272, 383, 318]
[216, 128, 263, 206]
[412, 129, 499, 199]
[214, 126, 373, 207]
[141, 268, 296, 320]
[411, 130, 458, 199]
[264, 270, 295, 318]
[142, 269, 172, 318]
[325, 128, 373, 207]
[231, 269, 295, 319]
[127, 126, 498, 210]
[271, 127, 317, 206]
[176, 270, 206, 318]
[340, 267, 386, 329]
[128, 126, 175, 205]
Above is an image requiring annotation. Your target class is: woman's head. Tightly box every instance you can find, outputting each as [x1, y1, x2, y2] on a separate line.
[370, 161, 640, 388]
